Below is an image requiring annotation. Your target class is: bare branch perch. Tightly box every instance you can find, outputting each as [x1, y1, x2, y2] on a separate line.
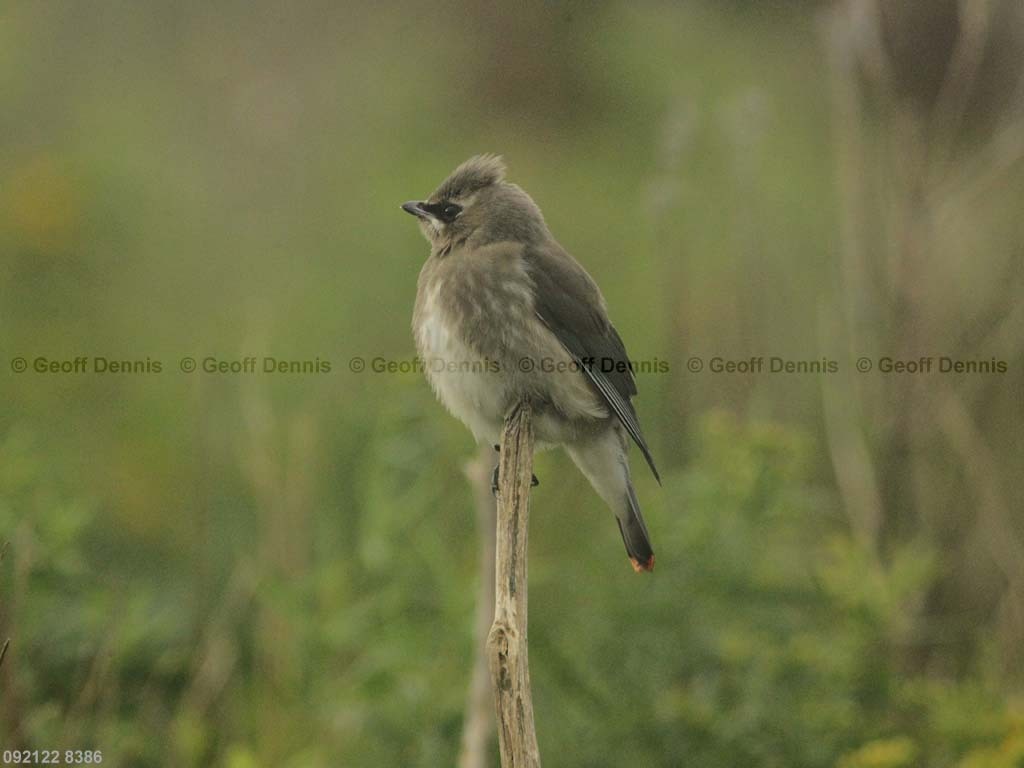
[487, 400, 541, 767]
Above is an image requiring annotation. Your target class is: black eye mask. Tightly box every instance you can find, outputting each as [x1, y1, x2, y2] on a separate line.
[422, 201, 462, 223]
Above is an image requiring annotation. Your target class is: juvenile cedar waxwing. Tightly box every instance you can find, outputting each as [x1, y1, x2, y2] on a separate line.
[404, 155, 660, 572]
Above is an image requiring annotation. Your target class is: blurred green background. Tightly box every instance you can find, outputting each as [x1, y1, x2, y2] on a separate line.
[2, 1, 1024, 766]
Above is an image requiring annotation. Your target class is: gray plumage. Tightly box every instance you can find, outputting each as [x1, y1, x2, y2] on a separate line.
[404, 155, 659, 572]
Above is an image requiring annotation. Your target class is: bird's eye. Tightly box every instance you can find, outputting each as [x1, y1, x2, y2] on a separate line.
[441, 203, 461, 221]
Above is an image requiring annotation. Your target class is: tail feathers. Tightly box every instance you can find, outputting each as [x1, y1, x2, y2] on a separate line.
[564, 430, 655, 573]
[618, 482, 654, 573]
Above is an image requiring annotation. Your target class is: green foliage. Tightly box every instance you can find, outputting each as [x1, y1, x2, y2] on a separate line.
[2, 411, 1018, 766]
[524, 411, 1012, 768]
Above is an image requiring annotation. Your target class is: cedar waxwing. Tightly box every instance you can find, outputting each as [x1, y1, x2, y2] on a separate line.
[404, 155, 660, 572]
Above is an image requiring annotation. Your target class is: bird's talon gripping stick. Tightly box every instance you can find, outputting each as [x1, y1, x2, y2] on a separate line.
[487, 399, 541, 767]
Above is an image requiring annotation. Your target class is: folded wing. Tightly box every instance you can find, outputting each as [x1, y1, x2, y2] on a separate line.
[524, 243, 661, 484]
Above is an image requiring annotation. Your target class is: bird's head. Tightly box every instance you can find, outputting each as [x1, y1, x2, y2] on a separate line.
[402, 154, 547, 253]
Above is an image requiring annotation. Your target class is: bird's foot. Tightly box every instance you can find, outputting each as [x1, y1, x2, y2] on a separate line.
[489, 461, 540, 496]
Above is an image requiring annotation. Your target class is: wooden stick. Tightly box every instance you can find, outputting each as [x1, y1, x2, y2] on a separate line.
[487, 400, 541, 767]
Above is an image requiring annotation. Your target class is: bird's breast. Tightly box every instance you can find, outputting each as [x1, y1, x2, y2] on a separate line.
[412, 249, 609, 446]
[413, 279, 508, 444]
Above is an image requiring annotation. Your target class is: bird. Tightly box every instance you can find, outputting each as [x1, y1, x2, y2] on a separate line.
[403, 155, 660, 573]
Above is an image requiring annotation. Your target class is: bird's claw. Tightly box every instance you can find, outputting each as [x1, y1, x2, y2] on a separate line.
[490, 463, 540, 496]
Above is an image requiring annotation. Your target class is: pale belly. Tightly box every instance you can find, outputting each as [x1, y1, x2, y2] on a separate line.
[413, 291, 502, 445]
[413, 294, 606, 450]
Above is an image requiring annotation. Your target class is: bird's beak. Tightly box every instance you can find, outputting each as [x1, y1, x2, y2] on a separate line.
[401, 201, 429, 219]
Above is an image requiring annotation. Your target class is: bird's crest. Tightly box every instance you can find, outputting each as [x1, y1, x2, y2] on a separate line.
[433, 154, 507, 201]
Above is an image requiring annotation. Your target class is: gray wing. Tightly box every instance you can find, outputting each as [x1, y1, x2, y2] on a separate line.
[524, 243, 661, 484]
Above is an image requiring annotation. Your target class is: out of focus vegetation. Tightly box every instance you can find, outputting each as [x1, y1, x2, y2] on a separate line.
[2, 1, 1023, 766]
